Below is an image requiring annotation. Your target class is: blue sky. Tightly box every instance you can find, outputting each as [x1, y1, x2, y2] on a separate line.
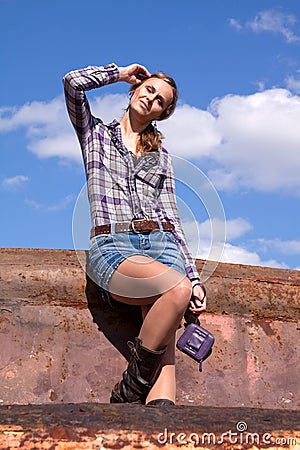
[1, 0, 300, 270]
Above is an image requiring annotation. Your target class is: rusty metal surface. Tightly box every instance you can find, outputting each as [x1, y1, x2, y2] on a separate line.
[0, 403, 299, 449]
[0, 248, 87, 309]
[0, 248, 300, 411]
[204, 260, 300, 322]
[1, 248, 299, 319]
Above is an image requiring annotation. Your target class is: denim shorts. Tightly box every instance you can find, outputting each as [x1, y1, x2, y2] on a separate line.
[87, 230, 186, 294]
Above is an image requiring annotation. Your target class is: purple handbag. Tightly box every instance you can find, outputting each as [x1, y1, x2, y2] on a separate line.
[176, 308, 214, 372]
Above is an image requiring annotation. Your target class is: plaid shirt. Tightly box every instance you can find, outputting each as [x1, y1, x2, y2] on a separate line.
[63, 63, 200, 280]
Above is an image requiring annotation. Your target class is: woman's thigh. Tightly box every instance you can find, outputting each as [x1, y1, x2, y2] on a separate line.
[88, 231, 186, 294]
[108, 255, 188, 305]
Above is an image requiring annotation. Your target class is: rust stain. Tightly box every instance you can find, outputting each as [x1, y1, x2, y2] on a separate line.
[253, 319, 276, 336]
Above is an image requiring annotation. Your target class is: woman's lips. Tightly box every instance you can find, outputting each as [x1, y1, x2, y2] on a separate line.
[139, 100, 148, 111]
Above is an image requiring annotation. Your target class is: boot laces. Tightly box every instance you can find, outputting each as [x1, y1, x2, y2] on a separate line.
[127, 340, 142, 361]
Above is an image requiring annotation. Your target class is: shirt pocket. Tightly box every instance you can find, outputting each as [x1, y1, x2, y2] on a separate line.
[136, 169, 166, 196]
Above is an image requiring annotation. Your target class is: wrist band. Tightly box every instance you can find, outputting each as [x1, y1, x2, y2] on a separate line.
[192, 282, 206, 298]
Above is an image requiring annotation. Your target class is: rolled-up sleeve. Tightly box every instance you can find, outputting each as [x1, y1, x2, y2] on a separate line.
[63, 64, 119, 147]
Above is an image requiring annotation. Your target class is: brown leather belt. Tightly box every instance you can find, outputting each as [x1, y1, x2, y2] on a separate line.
[91, 219, 174, 237]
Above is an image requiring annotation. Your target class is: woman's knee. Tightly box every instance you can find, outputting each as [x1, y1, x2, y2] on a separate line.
[168, 277, 192, 313]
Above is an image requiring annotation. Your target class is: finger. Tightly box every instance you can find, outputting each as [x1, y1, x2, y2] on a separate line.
[189, 304, 206, 314]
[132, 65, 151, 83]
[136, 64, 151, 77]
[190, 297, 207, 312]
[129, 74, 146, 85]
[189, 300, 196, 310]
[128, 75, 140, 85]
[191, 304, 204, 314]
[189, 297, 199, 310]
[189, 302, 205, 313]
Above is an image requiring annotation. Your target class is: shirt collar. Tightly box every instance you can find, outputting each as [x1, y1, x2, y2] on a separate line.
[107, 119, 120, 129]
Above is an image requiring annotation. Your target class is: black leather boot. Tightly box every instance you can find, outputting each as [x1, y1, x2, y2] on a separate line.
[110, 337, 167, 404]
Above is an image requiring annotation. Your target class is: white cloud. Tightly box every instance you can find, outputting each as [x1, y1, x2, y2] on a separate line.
[184, 217, 251, 242]
[25, 194, 74, 212]
[182, 218, 286, 269]
[229, 18, 242, 31]
[224, 217, 253, 240]
[246, 9, 300, 43]
[2, 175, 29, 190]
[220, 243, 287, 269]
[204, 168, 237, 191]
[256, 238, 300, 255]
[27, 132, 81, 161]
[230, 9, 300, 44]
[0, 94, 127, 162]
[253, 81, 266, 92]
[286, 74, 300, 94]
[161, 89, 300, 195]
[208, 89, 300, 194]
[0, 98, 65, 132]
[159, 103, 221, 157]
[92, 94, 128, 121]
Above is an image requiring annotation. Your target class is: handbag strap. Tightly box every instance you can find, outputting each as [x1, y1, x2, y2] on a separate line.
[184, 282, 206, 327]
[183, 307, 200, 327]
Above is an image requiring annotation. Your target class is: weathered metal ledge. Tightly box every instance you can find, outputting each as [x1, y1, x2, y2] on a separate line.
[1, 247, 299, 320]
[0, 248, 299, 448]
[0, 403, 299, 449]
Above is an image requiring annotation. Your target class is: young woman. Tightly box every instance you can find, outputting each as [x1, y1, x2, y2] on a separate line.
[63, 63, 207, 406]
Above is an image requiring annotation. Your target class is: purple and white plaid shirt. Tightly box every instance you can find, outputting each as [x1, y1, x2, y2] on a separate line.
[63, 63, 200, 280]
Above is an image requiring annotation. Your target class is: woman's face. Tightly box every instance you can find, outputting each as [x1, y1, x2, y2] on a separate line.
[130, 78, 174, 123]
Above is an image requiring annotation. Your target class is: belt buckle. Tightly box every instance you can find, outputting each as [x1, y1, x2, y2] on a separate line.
[131, 218, 146, 233]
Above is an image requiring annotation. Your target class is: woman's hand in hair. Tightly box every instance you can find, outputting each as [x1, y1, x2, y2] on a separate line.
[118, 64, 151, 85]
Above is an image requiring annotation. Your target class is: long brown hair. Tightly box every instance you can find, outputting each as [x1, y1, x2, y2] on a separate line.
[129, 73, 178, 154]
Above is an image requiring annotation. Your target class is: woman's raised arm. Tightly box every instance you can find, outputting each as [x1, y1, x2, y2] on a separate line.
[63, 63, 119, 146]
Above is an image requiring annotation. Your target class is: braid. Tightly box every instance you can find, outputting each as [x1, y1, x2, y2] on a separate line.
[136, 123, 164, 154]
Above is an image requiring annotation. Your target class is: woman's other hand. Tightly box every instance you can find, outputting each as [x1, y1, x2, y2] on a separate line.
[119, 64, 151, 85]
[189, 283, 207, 314]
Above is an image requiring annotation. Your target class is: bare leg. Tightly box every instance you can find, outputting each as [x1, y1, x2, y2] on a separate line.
[146, 337, 176, 404]
[109, 255, 192, 351]
[141, 305, 176, 404]
[108, 255, 191, 404]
